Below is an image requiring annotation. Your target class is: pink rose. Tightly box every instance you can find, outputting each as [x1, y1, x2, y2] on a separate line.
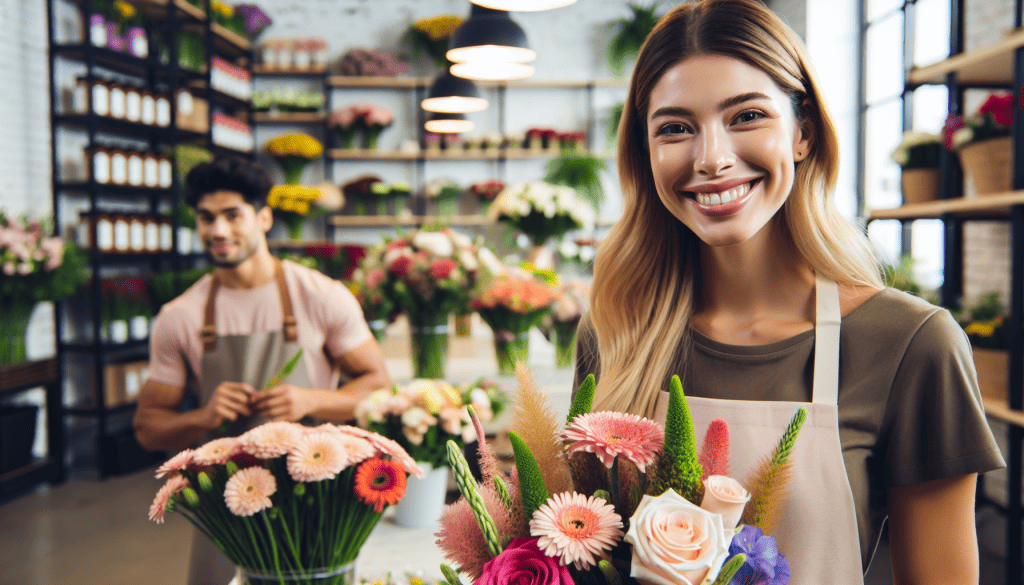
[624, 489, 732, 585]
[430, 258, 457, 280]
[388, 255, 411, 276]
[700, 475, 750, 530]
[365, 268, 385, 289]
[477, 538, 573, 585]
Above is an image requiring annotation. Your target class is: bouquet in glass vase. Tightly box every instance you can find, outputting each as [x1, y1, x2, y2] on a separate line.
[550, 280, 589, 369]
[149, 421, 422, 584]
[0, 212, 88, 364]
[436, 367, 803, 585]
[470, 275, 556, 376]
[487, 181, 596, 250]
[265, 133, 324, 185]
[370, 227, 503, 378]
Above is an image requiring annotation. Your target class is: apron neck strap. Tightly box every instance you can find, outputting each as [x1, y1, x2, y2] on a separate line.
[201, 260, 299, 353]
[812, 273, 842, 405]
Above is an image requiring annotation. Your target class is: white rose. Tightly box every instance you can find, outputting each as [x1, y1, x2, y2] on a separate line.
[624, 489, 733, 585]
[459, 249, 479, 272]
[951, 127, 974, 149]
[700, 476, 750, 530]
[412, 230, 453, 258]
[476, 247, 505, 276]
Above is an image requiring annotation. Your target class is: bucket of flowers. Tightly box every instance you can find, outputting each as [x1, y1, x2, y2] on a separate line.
[267, 184, 336, 241]
[426, 179, 465, 217]
[148, 421, 422, 585]
[470, 271, 556, 376]
[436, 366, 804, 585]
[355, 102, 395, 150]
[355, 379, 506, 529]
[942, 92, 1013, 196]
[265, 133, 324, 185]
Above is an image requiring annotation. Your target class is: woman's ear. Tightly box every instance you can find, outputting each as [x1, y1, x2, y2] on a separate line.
[793, 100, 814, 162]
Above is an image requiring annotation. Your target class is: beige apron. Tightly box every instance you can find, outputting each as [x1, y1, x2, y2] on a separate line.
[188, 261, 315, 585]
[655, 275, 864, 585]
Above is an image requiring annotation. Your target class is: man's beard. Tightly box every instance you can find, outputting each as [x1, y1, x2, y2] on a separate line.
[206, 238, 257, 267]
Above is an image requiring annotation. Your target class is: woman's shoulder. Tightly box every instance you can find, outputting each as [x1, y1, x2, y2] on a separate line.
[842, 287, 964, 352]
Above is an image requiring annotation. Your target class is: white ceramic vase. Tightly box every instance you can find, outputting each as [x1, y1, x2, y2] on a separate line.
[390, 461, 449, 529]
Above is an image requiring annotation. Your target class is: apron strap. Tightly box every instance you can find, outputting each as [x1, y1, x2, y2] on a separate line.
[200, 260, 298, 352]
[812, 274, 841, 405]
[201, 272, 220, 352]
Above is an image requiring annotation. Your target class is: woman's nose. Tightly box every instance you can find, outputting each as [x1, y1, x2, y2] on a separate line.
[693, 125, 736, 176]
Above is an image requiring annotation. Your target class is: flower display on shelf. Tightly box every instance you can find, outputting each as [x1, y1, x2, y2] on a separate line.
[341, 175, 406, 216]
[958, 292, 1008, 350]
[211, 57, 253, 100]
[487, 181, 596, 247]
[407, 15, 463, 70]
[470, 273, 557, 376]
[889, 131, 941, 170]
[148, 421, 422, 584]
[355, 379, 506, 469]
[942, 92, 1013, 195]
[99, 276, 153, 344]
[235, 4, 272, 40]
[252, 89, 325, 113]
[264, 133, 323, 184]
[426, 178, 464, 216]
[211, 112, 254, 152]
[470, 179, 505, 215]
[526, 128, 560, 150]
[557, 237, 600, 268]
[437, 368, 804, 584]
[337, 49, 409, 77]
[266, 184, 332, 241]
[259, 37, 329, 70]
[941, 92, 1012, 151]
[330, 103, 395, 149]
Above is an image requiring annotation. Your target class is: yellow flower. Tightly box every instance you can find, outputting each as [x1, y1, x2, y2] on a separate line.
[115, 0, 136, 20]
[265, 133, 324, 159]
[212, 0, 234, 18]
[414, 15, 462, 41]
[965, 322, 995, 337]
[348, 283, 362, 296]
[295, 202, 310, 215]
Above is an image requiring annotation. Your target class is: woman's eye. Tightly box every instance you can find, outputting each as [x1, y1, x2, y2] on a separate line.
[734, 111, 765, 124]
[655, 123, 689, 136]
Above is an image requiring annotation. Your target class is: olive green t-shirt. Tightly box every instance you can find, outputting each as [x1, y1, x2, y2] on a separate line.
[573, 287, 1005, 570]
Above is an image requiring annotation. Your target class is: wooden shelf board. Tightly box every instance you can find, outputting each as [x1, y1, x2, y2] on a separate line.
[252, 111, 326, 124]
[326, 76, 424, 89]
[982, 395, 1024, 427]
[128, 0, 206, 22]
[422, 215, 492, 226]
[867, 191, 1024, 220]
[328, 215, 421, 227]
[327, 149, 420, 160]
[211, 23, 251, 55]
[252, 65, 327, 76]
[326, 148, 599, 161]
[908, 27, 1024, 86]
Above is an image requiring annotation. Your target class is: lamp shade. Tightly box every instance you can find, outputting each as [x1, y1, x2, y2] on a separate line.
[446, 6, 536, 64]
[470, 0, 577, 10]
[421, 70, 488, 113]
[451, 61, 535, 81]
[425, 112, 474, 134]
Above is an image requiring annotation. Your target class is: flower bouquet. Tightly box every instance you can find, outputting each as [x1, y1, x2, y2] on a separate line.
[355, 102, 395, 150]
[427, 179, 464, 217]
[942, 92, 1013, 195]
[347, 263, 396, 343]
[265, 133, 324, 185]
[470, 180, 504, 216]
[337, 49, 409, 77]
[407, 15, 463, 71]
[364, 228, 503, 378]
[0, 212, 88, 364]
[470, 275, 556, 376]
[436, 367, 804, 585]
[267, 184, 330, 240]
[551, 281, 589, 369]
[148, 421, 423, 585]
[331, 106, 360, 149]
[487, 181, 596, 248]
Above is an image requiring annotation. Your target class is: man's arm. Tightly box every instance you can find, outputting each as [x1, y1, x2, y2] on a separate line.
[252, 337, 391, 423]
[133, 378, 256, 451]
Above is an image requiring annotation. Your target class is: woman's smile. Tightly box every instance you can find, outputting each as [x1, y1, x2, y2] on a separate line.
[684, 177, 763, 216]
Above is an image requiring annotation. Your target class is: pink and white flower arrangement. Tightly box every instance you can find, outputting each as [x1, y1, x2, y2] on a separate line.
[332, 102, 395, 149]
[436, 369, 804, 585]
[355, 379, 506, 470]
[148, 421, 421, 582]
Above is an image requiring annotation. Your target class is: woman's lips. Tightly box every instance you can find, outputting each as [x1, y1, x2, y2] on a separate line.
[687, 178, 761, 217]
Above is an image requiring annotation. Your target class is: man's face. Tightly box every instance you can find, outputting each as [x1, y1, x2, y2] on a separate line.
[194, 190, 271, 267]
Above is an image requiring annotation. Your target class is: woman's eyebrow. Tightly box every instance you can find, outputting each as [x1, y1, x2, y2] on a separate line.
[649, 92, 773, 120]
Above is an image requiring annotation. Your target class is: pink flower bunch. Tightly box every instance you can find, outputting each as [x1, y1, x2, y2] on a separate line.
[470, 179, 505, 202]
[350, 101, 395, 129]
[941, 91, 1013, 150]
[552, 280, 590, 322]
[0, 214, 65, 275]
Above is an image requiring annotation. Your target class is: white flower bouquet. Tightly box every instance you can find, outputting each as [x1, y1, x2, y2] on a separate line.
[486, 181, 596, 247]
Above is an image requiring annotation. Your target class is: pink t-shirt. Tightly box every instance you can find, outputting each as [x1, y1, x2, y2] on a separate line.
[147, 260, 372, 390]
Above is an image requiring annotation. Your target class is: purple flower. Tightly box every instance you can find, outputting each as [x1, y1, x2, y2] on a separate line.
[727, 525, 790, 585]
[235, 4, 271, 37]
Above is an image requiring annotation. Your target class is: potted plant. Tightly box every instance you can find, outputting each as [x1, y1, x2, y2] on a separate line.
[890, 132, 941, 204]
[958, 292, 1011, 402]
[607, 2, 663, 75]
[942, 92, 1013, 196]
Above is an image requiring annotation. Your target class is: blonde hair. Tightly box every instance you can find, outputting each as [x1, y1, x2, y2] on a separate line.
[590, 0, 883, 418]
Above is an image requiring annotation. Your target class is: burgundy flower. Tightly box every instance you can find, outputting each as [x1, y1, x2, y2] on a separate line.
[941, 115, 965, 150]
[979, 92, 1014, 127]
[477, 538, 574, 585]
[389, 255, 411, 276]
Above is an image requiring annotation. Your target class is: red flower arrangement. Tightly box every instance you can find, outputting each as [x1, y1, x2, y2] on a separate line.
[942, 91, 1013, 150]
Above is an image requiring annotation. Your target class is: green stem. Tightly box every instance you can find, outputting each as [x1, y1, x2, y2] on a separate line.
[260, 512, 284, 583]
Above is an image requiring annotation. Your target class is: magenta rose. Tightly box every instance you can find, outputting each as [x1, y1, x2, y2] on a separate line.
[477, 538, 574, 585]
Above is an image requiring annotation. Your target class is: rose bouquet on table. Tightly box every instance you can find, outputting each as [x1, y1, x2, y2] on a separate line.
[470, 273, 556, 376]
[364, 227, 504, 378]
[550, 281, 589, 369]
[487, 181, 596, 247]
[265, 133, 323, 185]
[148, 421, 423, 585]
[435, 366, 804, 585]
[266, 184, 333, 241]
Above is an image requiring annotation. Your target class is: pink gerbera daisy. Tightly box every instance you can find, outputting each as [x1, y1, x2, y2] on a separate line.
[155, 448, 196, 478]
[192, 437, 242, 466]
[287, 432, 347, 482]
[335, 433, 376, 467]
[530, 492, 624, 570]
[336, 425, 423, 478]
[149, 476, 190, 523]
[224, 466, 277, 517]
[562, 412, 664, 472]
[239, 421, 305, 459]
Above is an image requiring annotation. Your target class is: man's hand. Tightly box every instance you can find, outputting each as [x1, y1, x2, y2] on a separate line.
[201, 381, 256, 429]
[252, 384, 313, 422]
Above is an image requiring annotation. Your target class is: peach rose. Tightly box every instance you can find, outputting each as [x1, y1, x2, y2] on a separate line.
[700, 475, 751, 530]
[624, 489, 732, 585]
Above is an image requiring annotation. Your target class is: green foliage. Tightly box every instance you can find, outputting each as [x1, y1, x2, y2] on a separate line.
[544, 150, 608, 213]
[605, 102, 625, 144]
[149, 267, 215, 310]
[509, 431, 551, 518]
[882, 254, 922, 295]
[959, 292, 1009, 349]
[568, 374, 596, 424]
[608, 2, 663, 75]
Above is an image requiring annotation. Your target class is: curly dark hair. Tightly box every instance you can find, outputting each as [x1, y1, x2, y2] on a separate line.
[184, 155, 273, 209]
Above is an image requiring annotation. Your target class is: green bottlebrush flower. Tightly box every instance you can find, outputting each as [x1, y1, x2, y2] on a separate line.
[493, 475, 514, 510]
[772, 407, 807, 467]
[647, 375, 703, 503]
[446, 440, 502, 557]
[509, 431, 551, 518]
[567, 373, 596, 424]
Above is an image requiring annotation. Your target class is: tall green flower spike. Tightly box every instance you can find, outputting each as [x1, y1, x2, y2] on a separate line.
[493, 475, 514, 510]
[647, 375, 703, 503]
[772, 407, 807, 466]
[567, 373, 596, 424]
[509, 431, 552, 518]
[598, 559, 622, 585]
[440, 563, 462, 585]
[446, 440, 502, 558]
[711, 553, 747, 585]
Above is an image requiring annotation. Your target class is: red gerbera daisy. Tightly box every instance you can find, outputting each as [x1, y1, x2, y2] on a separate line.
[353, 458, 406, 513]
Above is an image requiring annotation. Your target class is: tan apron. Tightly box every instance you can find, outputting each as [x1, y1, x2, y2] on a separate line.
[655, 275, 864, 585]
[188, 261, 315, 585]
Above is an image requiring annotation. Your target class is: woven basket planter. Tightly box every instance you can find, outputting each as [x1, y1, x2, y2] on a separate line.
[900, 168, 940, 203]
[959, 136, 1012, 196]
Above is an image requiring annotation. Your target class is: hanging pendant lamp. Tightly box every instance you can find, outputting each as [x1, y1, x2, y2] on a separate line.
[450, 61, 535, 81]
[469, 0, 577, 11]
[425, 112, 474, 134]
[446, 6, 536, 66]
[421, 69, 488, 114]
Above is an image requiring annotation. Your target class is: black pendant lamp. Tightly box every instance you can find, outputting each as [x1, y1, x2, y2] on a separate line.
[421, 69, 488, 114]
[469, 0, 577, 10]
[425, 112, 474, 134]
[446, 6, 536, 78]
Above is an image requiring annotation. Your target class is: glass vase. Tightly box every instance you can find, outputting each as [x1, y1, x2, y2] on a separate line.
[409, 312, 449, 379]
[553, 318, 580, 369]
[455, 313, 472, 337]
[494, 330, 529, 377]
[241, 562, 356, 585]
[368, 319, 386, 343]
[0, 300, 34, 365]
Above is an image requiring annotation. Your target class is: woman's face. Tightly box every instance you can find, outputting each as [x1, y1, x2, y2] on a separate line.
[646, 54, 810, 248]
